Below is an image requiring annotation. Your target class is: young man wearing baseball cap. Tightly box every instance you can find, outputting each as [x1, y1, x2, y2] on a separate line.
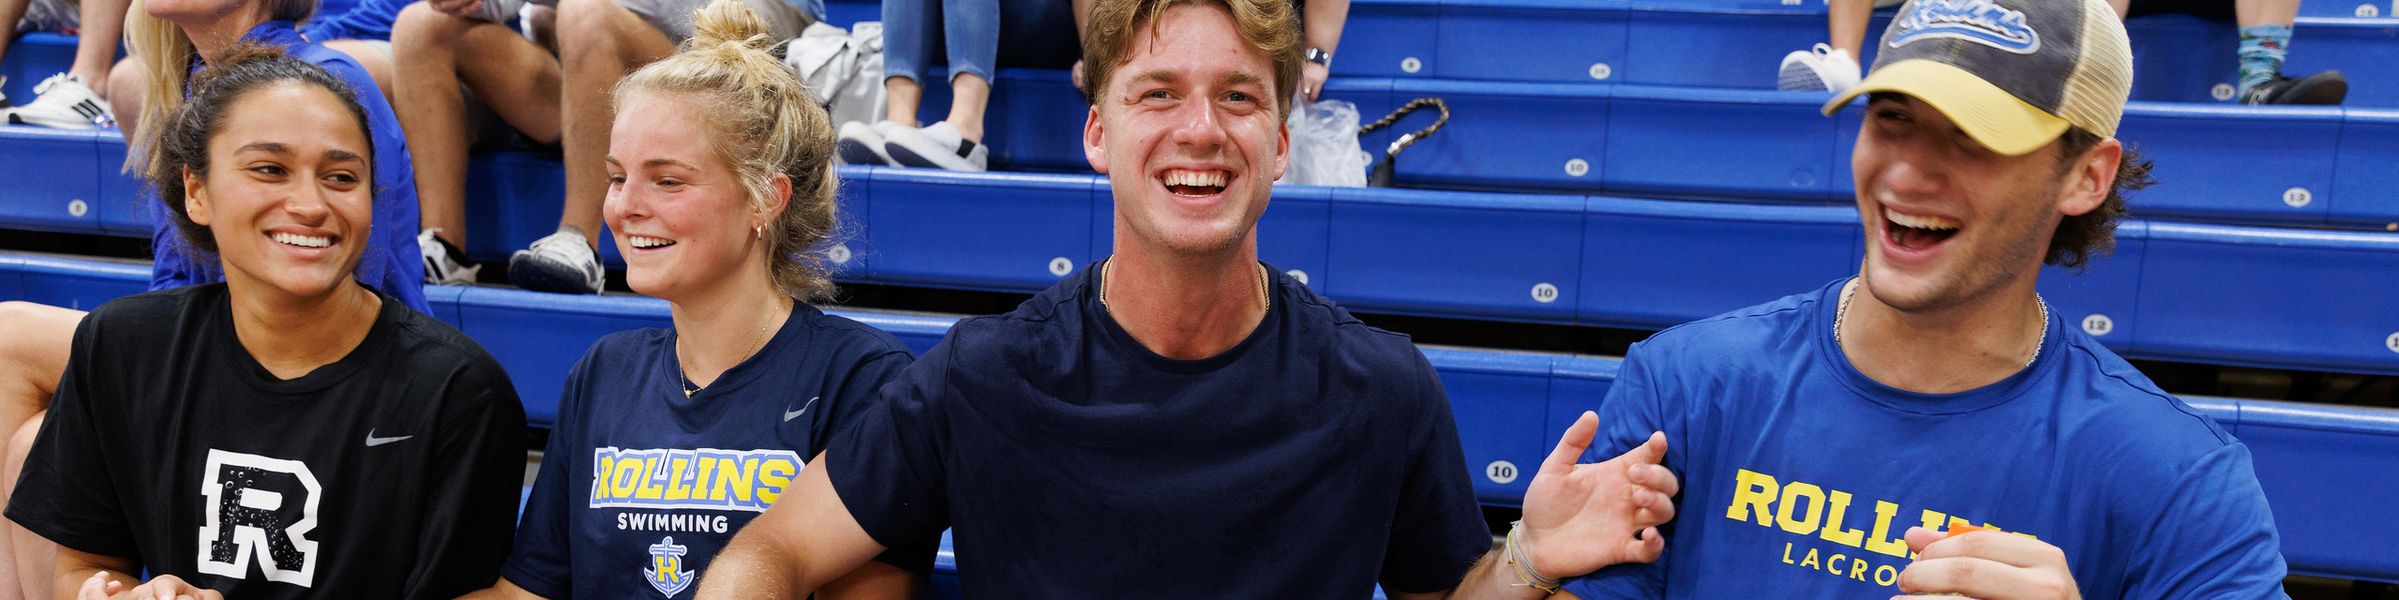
[1558, 0, 2290, 596]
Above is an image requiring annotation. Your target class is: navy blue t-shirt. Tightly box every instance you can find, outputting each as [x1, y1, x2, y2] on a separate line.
[1564, 279, 2288, 598]
[826, 261, 1490, 598]
[500, 305, 931, 598]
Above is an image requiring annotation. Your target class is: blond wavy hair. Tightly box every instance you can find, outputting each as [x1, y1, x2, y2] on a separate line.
[121, 0, 315, 173]
[1081, 0, 1302, 120]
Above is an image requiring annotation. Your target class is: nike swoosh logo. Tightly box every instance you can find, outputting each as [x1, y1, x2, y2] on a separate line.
[783, 397, 820, 422]
[365, 429, 413, 447]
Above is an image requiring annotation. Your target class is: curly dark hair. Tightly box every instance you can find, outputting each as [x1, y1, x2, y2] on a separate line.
[2045, 127, 2155, 270]
[150, 43, 376, 256]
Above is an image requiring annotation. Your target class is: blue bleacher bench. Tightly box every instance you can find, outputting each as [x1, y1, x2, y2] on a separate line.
[4, 130, 2394, 377]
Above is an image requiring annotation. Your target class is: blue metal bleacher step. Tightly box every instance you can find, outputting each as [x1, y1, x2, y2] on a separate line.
[4, 130, 2394, 377]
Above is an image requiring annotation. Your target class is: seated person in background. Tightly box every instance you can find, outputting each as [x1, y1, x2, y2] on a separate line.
[90, 0, 416, 126]
[1068, 0, 1350, 103]
[0, 0, 125, 128]
[0, 0, 431, 594]
[696, 0, 1686, 596]
[1780, 0, 2346, 105]
[458, 1, 928, 597]
[6, 44, 525, 598]
[389, 0, 819, 293]
[831, 0, 1078, 171]
[1571, 0, 2288, 596]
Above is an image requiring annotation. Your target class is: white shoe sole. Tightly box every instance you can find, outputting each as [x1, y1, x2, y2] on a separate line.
[838, 123, 898, 166]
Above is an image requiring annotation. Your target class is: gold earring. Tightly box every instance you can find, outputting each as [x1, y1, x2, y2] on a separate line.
[754, 225, 765, 241]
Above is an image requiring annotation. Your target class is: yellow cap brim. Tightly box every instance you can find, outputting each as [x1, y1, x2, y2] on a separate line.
[1820, 59, 2072, 157]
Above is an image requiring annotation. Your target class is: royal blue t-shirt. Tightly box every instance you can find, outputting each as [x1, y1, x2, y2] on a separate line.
[302, 0, 411, 42]
[1564, 279, 2288, 599]
[149, 20, 427, 314]
[826, 261, 1490, 597]
[500, 305, 932, 598]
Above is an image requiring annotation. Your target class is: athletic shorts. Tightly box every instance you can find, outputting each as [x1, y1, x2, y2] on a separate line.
[15, 0, 77, 34]
[469, 0, 811, 42]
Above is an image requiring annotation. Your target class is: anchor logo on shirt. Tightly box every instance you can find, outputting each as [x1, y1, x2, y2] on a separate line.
[645, 536, 696, 597]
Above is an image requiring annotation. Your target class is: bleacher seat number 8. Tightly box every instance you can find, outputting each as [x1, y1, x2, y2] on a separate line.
[2385, 331, 2399, 354]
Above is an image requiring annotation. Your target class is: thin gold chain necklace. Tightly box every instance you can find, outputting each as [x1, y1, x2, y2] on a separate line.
[1098, 259, 1271, 311]
[1835, 280, 2048, 369]
[680, 315, 775, 398]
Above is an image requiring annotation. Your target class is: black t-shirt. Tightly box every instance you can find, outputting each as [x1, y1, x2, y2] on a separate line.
[6, 283, 527, 599]
[500, 305, 930, 598]
[827, 261, 1489, 598]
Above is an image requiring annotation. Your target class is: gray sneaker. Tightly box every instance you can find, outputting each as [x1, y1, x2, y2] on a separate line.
[885, 121, 988, 172]
[507, 229, 604, 294]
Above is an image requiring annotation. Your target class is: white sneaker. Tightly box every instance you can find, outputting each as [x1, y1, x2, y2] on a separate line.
[837, 120, 902, 166]
[1777, 44, 1862, 93]
[884, 121, 988, 172]
[506, 229, 604, 294]
[2, 74, 113, 129]
[419, 229, 482, 285]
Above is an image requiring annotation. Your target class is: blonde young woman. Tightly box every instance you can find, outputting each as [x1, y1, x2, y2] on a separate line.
[461, 0, 927, 597]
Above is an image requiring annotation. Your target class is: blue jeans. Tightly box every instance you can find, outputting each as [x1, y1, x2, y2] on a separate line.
[882, 0, 1077, 86]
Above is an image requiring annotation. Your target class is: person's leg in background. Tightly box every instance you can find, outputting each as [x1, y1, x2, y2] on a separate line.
[880, 0, 992, 171]
[1775, 0, 1877, 92]
[393, 0, 563, 285]
[2232, 0, 2345, 104]
[0, 0, 120, 129]
[878, 0, 1071, 171]
[507, 0, 675, 293]
[836, 0, 937, 167]
[66, 0, 125, 94]
[0, 0, 30, 81]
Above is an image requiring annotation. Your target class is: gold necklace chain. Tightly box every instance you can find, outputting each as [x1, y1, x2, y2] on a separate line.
[680, 313, 776, 399]
[1099, 259, 1271, 311]
[1834, 280, 2047, 369]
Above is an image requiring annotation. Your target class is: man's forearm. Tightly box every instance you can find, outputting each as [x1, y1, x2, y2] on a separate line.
[1448, 551, 1567, 600]
[695, 533, 809, 600]
[1384, 552, 1559, 600]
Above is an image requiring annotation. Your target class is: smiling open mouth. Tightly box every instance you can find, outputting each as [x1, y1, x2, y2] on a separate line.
[629, 235, 677, 249]
[1884, 208, 1959, 251]
[1162, 170, 1229, 196]
[271, 232, 332, 249]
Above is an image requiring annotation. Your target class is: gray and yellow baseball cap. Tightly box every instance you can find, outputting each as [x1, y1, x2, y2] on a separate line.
[1823, 0, 2133, 156]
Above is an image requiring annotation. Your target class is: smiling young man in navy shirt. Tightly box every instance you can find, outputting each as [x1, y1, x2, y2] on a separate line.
[693, 0, 1689, 596]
